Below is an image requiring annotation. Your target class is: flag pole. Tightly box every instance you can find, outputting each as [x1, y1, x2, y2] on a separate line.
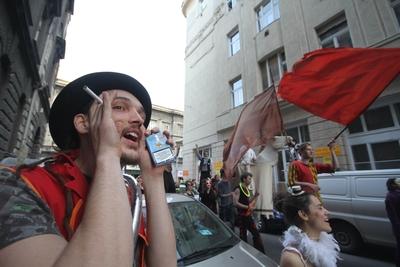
[328, 125, 348, 145]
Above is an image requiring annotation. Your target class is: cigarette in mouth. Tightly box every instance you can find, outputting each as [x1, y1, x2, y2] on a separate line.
[83, 85, 103, 104]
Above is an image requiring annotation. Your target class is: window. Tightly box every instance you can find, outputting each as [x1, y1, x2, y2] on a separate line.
[348, 104, 397, 133]
[317, 13, 353, 48]
[348, 99, 400, 170]
[351, 141, 400, 170]
[391, 0, 400, 26]
[231, 78, 244, 107]
[256, 0, 280, 31]
[286, 125, 310, 144]
[198, 146, 212, 158]
[199, 0, 206, 10]
[227, 0, 237, 10]
[260, 50, 287, 88]
[228, 30, 240, 56]
[351, 144, 371, 170]
[169, 201, 237, 260]
[197, 0, 207, 16]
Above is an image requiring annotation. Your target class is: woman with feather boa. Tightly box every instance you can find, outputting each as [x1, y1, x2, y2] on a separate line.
[274, 186, 340, 267]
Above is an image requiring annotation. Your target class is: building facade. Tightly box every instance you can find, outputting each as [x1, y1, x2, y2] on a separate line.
[181, 0, 400, 186]
[0, 0, 74, 160]
[42, 79, 184, 179]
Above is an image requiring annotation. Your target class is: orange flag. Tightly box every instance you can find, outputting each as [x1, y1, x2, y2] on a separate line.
[223, 87, 283, 179]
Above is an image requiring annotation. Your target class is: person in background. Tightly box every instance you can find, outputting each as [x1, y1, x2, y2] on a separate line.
[233, 172, 265, 253]
[184, 181, 195, 198]
[211, 173, 220, 189]
[217, 169, 234, 230]
[274, 186, 340, 267]
[0, 72, 176, 267]
[163, 145, 180, 193]
[288, 141, 338, 199]
[163, 164, 176, 193]
[385, 178, 400, 267]
[200, 178, 217, 214]
[195, 144, 212, 193]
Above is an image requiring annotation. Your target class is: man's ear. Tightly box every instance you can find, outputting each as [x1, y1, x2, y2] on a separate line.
[298, 210, 308, 221]
[74, 113, 89, 134]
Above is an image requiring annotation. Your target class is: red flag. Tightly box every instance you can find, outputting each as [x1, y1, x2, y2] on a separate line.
[278, 48, 400, 125]
[223, 88, 283, 179]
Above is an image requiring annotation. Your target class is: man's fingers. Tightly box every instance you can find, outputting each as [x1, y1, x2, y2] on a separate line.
[150, 127, 160, 134]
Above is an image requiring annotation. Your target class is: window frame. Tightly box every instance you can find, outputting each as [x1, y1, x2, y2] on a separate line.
[256, 0, 280, 32]
[347, 96, 400, 170]
[228, 29, 240, 56]
[227, 0, 237, 10]
[390, 0, 400, 27]
[231, 78, 244, 108]
[261, 50, 287, 88]
[316, 13, 353, 48]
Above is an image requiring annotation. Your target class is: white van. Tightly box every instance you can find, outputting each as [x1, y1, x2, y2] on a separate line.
[319, 169, 399, 253]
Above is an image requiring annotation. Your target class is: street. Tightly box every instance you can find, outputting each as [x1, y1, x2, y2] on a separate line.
[258, 232, 396, 267]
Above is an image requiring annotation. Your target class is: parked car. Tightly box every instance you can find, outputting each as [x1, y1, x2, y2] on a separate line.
[319, 169, 399, 253]
[143, 194, 278, 266]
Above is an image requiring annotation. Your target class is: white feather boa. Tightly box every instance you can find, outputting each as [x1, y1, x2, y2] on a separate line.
[282, 226, 340, 267]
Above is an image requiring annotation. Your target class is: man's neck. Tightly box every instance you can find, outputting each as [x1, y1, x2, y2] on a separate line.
[75, 147, 96, 177]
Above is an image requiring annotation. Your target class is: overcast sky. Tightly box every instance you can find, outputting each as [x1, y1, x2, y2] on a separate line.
[58, 1, 186, 111]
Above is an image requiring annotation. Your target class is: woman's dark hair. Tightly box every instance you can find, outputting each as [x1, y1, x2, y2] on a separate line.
[386, 178, 399, 191]
[273, 191, 313, 227]
[62, 101, 93, 150]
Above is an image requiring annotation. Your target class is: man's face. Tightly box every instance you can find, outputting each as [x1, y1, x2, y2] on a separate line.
[301, 145, 313, 160]
[244, 175, 252, 186]
[94, 89, 146, 165]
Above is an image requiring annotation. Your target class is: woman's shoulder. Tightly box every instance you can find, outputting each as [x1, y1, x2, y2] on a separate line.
[280, 247, 307, 267]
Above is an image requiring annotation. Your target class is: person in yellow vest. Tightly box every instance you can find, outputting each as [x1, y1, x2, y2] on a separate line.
[0, 72, 176, 267]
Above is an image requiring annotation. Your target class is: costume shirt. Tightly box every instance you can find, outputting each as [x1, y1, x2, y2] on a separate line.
[288, 160, 334, 193]
[0, 168, 60, 249]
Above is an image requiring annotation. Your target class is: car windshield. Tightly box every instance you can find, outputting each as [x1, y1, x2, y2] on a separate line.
[169, 201, 239, 263]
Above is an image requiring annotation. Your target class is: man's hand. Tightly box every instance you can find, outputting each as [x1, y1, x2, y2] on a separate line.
[138, 128, 174, 181]
[88, 91, 122, 158]
[328, 139, 336, 150]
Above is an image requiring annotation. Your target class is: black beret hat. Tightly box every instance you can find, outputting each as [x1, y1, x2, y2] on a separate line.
[49, 72, 152, 150]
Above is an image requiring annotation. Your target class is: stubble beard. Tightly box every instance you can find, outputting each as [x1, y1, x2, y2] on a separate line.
[120, 149, 140, 166]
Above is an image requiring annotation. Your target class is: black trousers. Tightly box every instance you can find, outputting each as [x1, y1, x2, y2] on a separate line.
[238, 215, 265, 253]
